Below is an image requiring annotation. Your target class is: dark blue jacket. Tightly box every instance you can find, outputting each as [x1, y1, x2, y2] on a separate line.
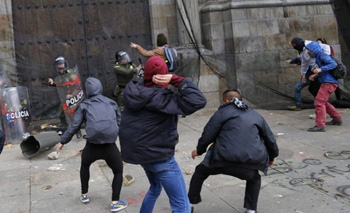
[61, 77, 121, 144]
[120, 79, 207, 164]
[0, 129, 5, 154]
[306, 41, 338, 84]
[198, 100, 278, 174]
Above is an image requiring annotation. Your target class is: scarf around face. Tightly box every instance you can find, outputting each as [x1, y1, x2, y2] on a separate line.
[291, 37, 305, 53]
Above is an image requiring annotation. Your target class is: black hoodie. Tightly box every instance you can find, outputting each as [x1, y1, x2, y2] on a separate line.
[120, 79, 207, 164]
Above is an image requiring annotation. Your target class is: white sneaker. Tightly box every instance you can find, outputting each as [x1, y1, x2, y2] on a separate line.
[247, 210, 256, 213]
[309, 114, 329, 119]
[309, 114, 316, 119]
[80, 194, 89, 203]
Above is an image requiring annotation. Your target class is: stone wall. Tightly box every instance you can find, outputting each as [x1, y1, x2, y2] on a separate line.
[200, 0, 340, 108]
[8, 0, 338, 110]
[332, 0, 350, 87]
[0, 0, 16, 86]
[150, 0, 221, 108]
[148, 0, 179, 46]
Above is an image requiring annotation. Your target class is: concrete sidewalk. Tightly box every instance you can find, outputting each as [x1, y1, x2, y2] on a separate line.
[1, 108, 350, 213]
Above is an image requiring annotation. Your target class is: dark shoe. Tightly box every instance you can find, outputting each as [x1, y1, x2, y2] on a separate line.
[326, 120, 342, 126]
[287, 105, 301, 111]
[307, 126, 325, 132]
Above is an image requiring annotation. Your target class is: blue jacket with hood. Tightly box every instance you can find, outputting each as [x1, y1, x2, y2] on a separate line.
[119, 79, 207, 164]
[306, 41, 338, 84]
[60, 77, 121, 144]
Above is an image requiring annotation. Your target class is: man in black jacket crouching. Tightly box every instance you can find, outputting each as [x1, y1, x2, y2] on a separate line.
[189, 89, 279, 213]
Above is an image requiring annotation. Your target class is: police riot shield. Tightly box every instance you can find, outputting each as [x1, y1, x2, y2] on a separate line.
[0, 86, 32, 143]
[55, 65, 85, 125]
[0, 75, 6, 133]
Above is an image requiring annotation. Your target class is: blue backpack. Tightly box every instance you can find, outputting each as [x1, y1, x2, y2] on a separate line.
[162, 46, 178, 72]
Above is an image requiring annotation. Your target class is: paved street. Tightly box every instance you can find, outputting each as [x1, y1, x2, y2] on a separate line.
[1, 108, 350, 213]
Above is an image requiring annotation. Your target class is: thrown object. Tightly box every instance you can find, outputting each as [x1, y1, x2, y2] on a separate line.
[185, 168, 193, 175]
[47, 151, 60, 160]
[20, 131, 60, 157]
[123, 175, 135, 186]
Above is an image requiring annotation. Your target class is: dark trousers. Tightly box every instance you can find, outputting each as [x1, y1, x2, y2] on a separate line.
[80, 142, 123, 201]
[308, 79, 321, 97]
[308, 79, 342, 100]
[188, 164, 261, 210]
[59, 106, 68, 128]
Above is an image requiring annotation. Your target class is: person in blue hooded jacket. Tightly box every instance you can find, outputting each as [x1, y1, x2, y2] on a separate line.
[56, 77, 127, 212]
[189, 89, 278, 213]
[120, 56, 207, 213]
[305, 41, 342, 132]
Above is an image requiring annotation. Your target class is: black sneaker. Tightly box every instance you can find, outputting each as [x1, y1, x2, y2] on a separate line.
[307, 126, 325, 132]
[326, 120, 342, 126]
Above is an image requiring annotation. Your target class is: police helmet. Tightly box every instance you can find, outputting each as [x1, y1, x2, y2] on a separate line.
[115, 51, 131, 64]
[54, 56, 69, 72]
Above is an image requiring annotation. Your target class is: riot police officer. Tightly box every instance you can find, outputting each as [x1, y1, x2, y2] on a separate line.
[49, 56, 76, 86]
[49, 56, 81, 138]
[113, 51, 141, 109]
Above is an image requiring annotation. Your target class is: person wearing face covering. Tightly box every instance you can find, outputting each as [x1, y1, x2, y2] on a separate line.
[285, 37, 318, 111]
[305, 41, 342, 132]
[119, 56, 207, 213]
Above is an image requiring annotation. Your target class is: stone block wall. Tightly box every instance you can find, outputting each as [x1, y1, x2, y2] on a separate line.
[149, 0, 221, 109]
[148, 0, 179, 46]
[0, 0, 16, 86]
[200, 0, 340, 108]
[198, 62, 220, 108]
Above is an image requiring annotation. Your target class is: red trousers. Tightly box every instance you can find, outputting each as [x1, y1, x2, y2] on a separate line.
[314, 83, 342, 127]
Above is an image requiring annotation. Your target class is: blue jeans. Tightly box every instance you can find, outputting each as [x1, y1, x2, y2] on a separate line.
[140, 157, 191, 213]
[294, 80, 309, 107]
